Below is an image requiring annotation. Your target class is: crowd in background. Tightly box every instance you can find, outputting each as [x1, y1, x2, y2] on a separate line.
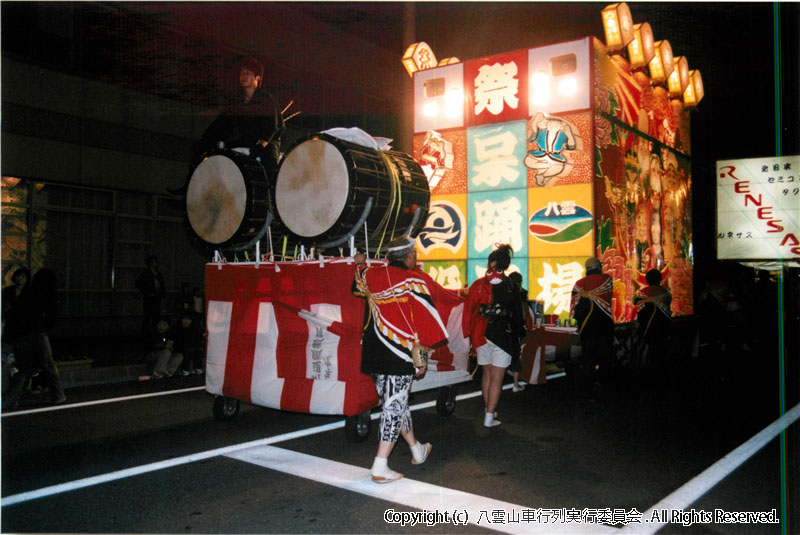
[1, 255, 208, 409]
[1, 251, 796, 410]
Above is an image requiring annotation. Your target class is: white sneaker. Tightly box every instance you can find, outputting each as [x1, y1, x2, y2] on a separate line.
[512, 384, 525, 393]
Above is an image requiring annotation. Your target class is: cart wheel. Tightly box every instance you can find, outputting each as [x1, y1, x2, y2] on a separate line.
[344, 410, 371, 442]
[213, 395, 240, 421]
[436, 385, 457, 416]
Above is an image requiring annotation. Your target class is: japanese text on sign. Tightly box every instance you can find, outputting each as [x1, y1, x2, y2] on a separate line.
[716, 155, 800, 259]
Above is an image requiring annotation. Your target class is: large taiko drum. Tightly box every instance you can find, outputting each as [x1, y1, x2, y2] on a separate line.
[275, 133, 429, 249]
[186, 149, 273, 251]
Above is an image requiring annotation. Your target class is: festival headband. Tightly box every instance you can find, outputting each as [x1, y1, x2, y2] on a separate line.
[386, 237, 416, 253]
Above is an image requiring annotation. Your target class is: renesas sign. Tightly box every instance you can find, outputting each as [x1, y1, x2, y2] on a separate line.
[716, 156, 800, 260]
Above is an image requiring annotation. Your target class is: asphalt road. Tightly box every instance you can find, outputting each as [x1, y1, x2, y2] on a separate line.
[1, 353, 797, 534]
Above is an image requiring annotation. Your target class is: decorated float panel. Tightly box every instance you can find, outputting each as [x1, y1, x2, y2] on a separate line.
[204, 258, 469, 419]
[410, 21, 700, 322]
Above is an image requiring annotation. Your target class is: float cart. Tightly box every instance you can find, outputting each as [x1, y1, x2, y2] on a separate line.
[204, 257, 471, 441]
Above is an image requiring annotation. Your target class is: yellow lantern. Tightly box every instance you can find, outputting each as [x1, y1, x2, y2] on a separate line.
[602, 3, 634, 52]
[402, 42, 438, 77]
[648, 39, 674, 84]
[667, 56, 689, 97]
[437, 57, 460, 66]
[627, 22, 655, 70]
[683, 69, 704, 109]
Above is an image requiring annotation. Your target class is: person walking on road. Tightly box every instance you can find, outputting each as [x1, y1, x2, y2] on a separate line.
[352, 236, 454, 483]
[570, 257, 615, 398]
[463, 244, 525, 427]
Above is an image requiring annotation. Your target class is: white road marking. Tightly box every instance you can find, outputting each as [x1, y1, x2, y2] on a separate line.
[0, 379, 546, 506]
[4, 376, 793, 534]
[1, 418, 347, 506]
[0, 386, 207, 418]
[226, 445, 614, 534]
[620, 402, 800, 534]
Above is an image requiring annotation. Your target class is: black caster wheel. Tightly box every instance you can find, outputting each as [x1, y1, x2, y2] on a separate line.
[344, 410, 371, 442]
[212, 395, 240, 421]
[436, 385, 457, 416]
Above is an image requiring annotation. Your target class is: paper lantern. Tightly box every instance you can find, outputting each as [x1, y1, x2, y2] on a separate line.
[602, 3, 634, 52]
[667, 56, 689, 97]
[438, 57, 460, 66]
[683, 69, 704, 109]
[402, 42, 438, 77]
[648, 39, 674, 84]
[627, 22, 655, 69]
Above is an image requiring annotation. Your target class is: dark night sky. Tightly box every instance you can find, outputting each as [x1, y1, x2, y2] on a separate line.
[3, 2, 798, 279]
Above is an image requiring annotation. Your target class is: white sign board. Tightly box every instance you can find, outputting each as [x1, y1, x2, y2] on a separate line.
[716, 156, 800, 260]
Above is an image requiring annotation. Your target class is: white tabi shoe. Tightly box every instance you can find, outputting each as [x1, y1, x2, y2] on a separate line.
[411, 442, 432, 465]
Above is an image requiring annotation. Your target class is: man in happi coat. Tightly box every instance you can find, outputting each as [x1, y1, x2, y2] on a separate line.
[352, 235, 461, 483]
[570, 257, 615, 398]
[633, 268, 672, 368]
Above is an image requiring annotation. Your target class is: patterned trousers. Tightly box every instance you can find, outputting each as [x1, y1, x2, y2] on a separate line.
[372, 374, 414, 443]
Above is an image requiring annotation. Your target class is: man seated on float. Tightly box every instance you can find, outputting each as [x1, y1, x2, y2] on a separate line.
[196, 56, 283, 165]
[171, 57, 284, 198]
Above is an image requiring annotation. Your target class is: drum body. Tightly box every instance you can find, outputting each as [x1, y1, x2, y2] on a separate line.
[275, 133, 429, 249]
[186, 149, 272, 251]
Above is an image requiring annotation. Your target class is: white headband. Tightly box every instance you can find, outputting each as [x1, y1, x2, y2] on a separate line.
[386, 237, 416, 253]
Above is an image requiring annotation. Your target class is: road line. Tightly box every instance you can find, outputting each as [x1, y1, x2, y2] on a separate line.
[0, 371, 563, 419]
[0, 418, 347, 507]
[226, 445, 614, 534]
[620, 402, 800, 534]
[0, 386, 206, 418]
[1, 375, 560, 506]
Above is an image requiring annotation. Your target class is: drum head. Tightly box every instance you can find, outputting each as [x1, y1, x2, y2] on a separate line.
[276, 138, 349, 238]
[186, 155, 247, 245]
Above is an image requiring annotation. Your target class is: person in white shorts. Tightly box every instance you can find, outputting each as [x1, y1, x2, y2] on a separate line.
[463, 244, 525, 427]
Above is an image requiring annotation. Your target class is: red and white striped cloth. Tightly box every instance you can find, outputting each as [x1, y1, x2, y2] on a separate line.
[204, 258, 468, 416]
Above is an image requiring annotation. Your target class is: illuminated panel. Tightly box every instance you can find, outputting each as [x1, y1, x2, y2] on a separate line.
[467, 187, 528, 261]
[467, 121, 527, 192]
[413, 63, 465, 133]
[413, 130, 467, 195]
[423, 260, 467, 290]
[525, 111, 591, 188]
[528, 256, 587, 319]
[416, 194, 468, 261]
[528, 183, 594, 258]
[528, 38, 591, 115]
[464, 49, 528, 127]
